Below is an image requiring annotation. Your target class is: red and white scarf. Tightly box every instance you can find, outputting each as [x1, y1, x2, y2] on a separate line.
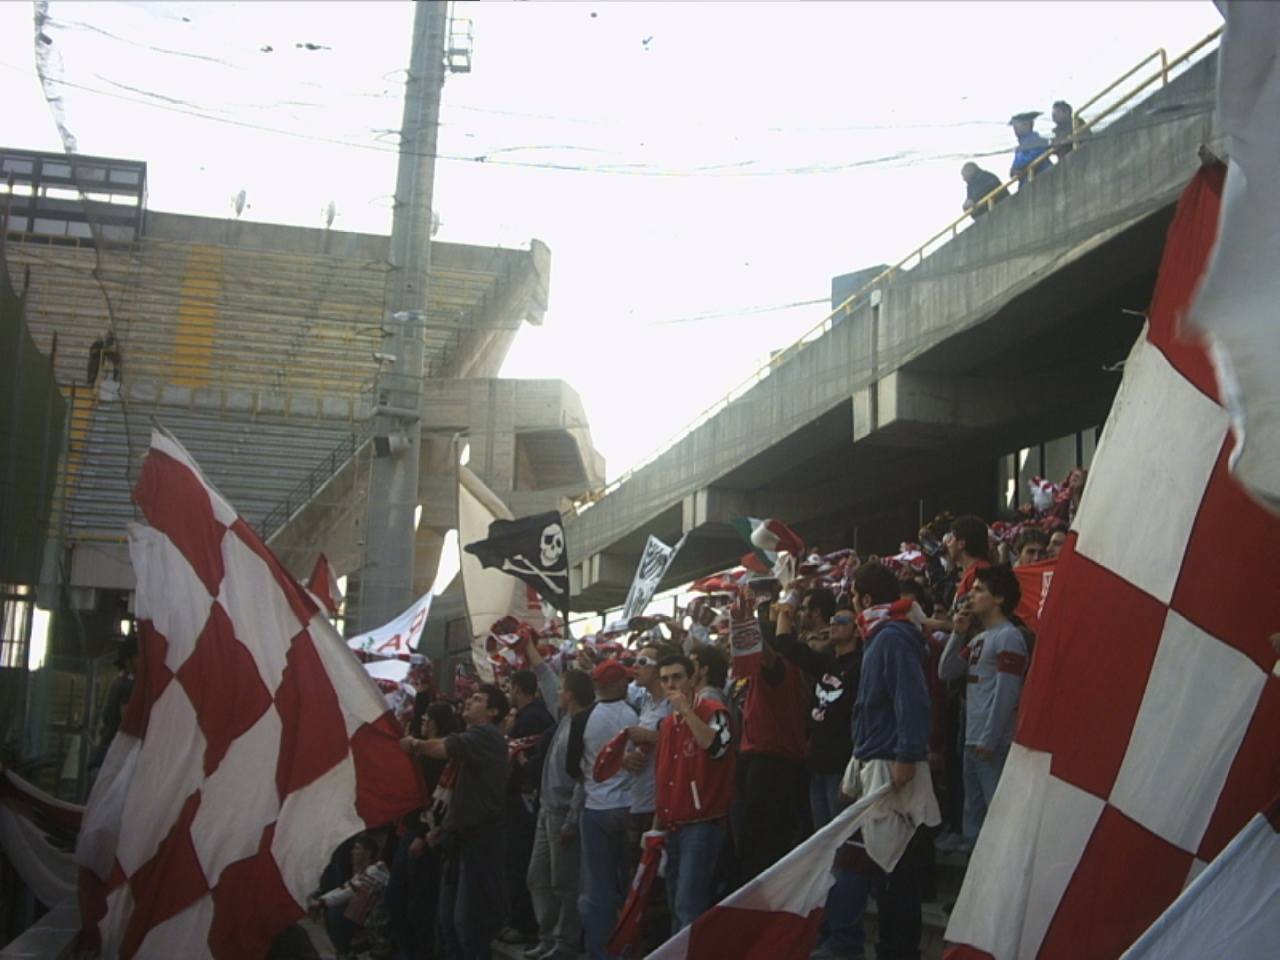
[425, 758, 459, 832]
[856, 598, 916, 639]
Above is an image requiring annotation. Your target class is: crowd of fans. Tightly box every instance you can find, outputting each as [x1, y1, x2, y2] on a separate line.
[307, 469, 1085, 960]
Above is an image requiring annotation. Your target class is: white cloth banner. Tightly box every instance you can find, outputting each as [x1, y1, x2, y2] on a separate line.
[458, 466, 550, 682]
[647, 784, 894, 960]
[1121, 807, 1280, 959]
[1189, 1, 1280, 511]
[0, 803, 77, 907]
[347, 590, 433, 660]
[621, 535, 685, 622]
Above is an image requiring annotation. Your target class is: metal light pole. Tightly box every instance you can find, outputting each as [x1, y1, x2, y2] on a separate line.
[355, 1, 448, 632]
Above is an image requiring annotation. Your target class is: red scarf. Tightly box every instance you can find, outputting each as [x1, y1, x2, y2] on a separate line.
[426, 758, 459, 832]
[857, 597, 916, 639]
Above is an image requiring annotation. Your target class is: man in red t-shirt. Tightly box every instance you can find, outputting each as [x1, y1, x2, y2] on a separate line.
[729, 584, 810, 885]
[654, 654, 735, 934]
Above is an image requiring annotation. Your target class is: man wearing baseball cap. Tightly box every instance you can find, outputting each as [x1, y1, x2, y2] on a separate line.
[566, 657, 639, 959]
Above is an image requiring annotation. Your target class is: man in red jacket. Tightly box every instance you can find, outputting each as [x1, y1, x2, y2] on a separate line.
[654, 654, 735, 934]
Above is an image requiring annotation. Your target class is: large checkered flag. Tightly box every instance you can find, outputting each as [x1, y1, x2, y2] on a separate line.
[75, 428, 424, 959]
[943, 166, 1280, 958]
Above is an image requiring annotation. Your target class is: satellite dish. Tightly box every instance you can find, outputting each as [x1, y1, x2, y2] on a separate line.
[324, 200, 337, 229]
[232, 190, 247, 218]
[431, 210, 441, 237]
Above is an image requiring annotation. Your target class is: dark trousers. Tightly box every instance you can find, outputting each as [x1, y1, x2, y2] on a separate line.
[854, 828, 928, 960]
[505, 792, 540, 936]
[734, 752, 808, 886]
[387, 837, 442, 959]
[439, 825, 507, 960]
[323, 907, 358, 956]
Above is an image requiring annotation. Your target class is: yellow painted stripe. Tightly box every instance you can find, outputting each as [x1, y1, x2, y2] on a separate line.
[170, 244, 224, 387]
[50, 385, 96, 532]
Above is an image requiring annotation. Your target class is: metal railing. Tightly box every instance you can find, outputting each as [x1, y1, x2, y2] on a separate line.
[258, 418, 375, 543]
[570, 25, 1222, 515]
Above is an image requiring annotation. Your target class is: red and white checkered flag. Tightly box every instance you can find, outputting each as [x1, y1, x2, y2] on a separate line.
[943, 167, 1280, 958]
[75, 428, 425, 959]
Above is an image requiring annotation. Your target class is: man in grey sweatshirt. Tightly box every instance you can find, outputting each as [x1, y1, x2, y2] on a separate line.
[525, 643, 594, 960]
[939, 564, 1029, 846]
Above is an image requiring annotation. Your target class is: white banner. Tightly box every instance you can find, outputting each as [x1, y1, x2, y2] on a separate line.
[621, 534, 685, 622]
[346, 590, 433, 660]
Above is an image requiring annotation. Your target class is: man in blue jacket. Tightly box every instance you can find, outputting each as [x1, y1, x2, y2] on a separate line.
[1008, 111, 1050, 188]
[849, 562, 932, 960]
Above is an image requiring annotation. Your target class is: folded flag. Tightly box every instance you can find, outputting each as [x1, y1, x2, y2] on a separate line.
[305, 553, 343, 617]
[646, 784, 892, 960]
[608, 830, 666, 956]
[593, 728, 633, 784]
[731, 517, 803, 579]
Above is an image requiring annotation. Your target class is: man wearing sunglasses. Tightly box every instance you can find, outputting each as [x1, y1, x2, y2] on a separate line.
[773, 593, 865, 960]
[621, 643, 676, 950]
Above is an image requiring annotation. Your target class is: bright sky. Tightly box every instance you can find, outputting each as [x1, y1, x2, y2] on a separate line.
[2, 1, 1222, 482]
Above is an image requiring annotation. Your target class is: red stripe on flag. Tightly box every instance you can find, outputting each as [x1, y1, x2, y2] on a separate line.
[274, 631, 349, 799]
[176, 603, 274, 777]
[685, 904, 824, 960]
[1145, 162, 1224, 400]
[350, 713, 427, 827]
[230, 519, 318, 627]
[119, 791, 209, 960]
[120, 620, 174, 740]
[1037, 805, 1192, 960]
[132, 449, 226, 596]
[943, 947, 996, 960]
[208, 823, 304, 960]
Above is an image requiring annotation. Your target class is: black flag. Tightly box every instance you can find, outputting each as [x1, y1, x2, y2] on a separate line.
[464, 510, 570, 615]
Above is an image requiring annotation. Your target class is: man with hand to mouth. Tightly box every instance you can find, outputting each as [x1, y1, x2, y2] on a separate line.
[652, 653, 735, 934]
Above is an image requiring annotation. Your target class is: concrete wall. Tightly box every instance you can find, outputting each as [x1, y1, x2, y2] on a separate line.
[564, 51, 1220, 600]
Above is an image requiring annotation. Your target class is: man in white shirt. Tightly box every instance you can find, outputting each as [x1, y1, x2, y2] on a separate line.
[567, 659, 638, 960]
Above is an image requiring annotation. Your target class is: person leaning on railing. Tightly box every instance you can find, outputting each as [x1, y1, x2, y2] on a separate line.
[1051, 100, 1086, 159]
[1008, 111, 1051, 188]
[960, 162, 1007, 221]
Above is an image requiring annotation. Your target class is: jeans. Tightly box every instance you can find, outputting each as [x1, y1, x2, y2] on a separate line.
[506, 791, 540, 936]
[962, 745, 1008, 842]
[664, 820, 725, 933]
[578, 807, 631, 960]
[439, 825, 507, 960]
[810, 772, 844, 830]
[811, 773, 867, 959]
[527, 805, 581, 958]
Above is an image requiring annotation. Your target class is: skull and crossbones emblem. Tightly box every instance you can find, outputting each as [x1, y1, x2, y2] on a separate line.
[502, 522, 568, 595]
[539, 523, 565, 567]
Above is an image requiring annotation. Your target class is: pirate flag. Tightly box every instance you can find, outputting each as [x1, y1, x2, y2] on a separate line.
[464, 510, 570, 616]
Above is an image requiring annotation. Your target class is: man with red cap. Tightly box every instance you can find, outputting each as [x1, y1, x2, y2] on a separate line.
[566, 657, 639, 959]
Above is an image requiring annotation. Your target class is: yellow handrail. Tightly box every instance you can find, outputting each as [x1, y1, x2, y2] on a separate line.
[572, 25, 1223, 514]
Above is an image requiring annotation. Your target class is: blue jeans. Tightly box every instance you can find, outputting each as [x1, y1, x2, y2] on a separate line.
[810, 772, 844, 829]
[811, 773, 867, 959]
[962, 745, 1008, 842]
[578, 807, 631, 960]
[664, 820, 725, 933]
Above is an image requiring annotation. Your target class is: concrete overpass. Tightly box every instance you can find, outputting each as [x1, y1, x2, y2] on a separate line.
[566, 47, 1222, 611]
